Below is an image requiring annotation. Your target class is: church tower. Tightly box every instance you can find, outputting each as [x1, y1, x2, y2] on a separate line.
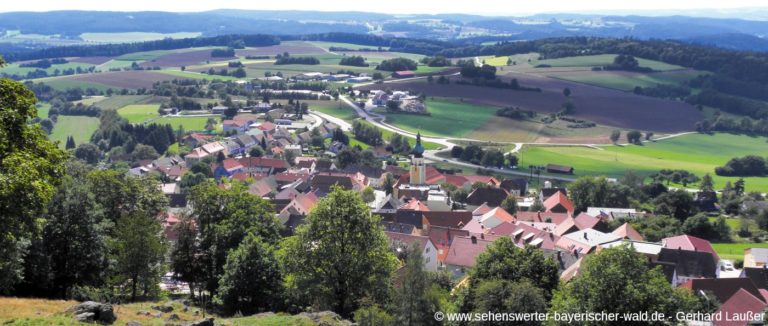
[409, 132, 426, 185]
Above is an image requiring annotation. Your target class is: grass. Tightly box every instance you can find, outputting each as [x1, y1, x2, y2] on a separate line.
[49, 116, 100, 148]
[712, 243, 768, 261]
[92, 95, 154, 110]
[308, 100, 359, 121]
[536, 54, 684, 71]
[380, 99, 498, 138]
[116, 50, 177, 61]
[0, 297, 338, 325]
[35, 102, 51, 118]
[154, 116, 216, 132]
[309, 41, 390, 51]
[36, 78, 114, 92]
[118, 104, 161, 123]
[0, 62, 95, 77]
[518, 133, 768, 191]
[156, 69, 239, 81]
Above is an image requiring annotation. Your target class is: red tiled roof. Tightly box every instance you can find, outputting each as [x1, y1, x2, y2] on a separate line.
[544, 191, 574, 213]
[574, 212, 600, 230]
[427, 226, 470, 262]
[248, 180, 275, 197]
[472, 203, 492, 216]
[444, 236, 492, 268]
[237, 157, 289, 169]
[662, 234, 720, 261]
[399, 198, 431, 212]
[506, 222, 560, 250]
[463, 175, 500, 186]
[422, 211, 473, 229]
[553, 218, 578, 237]
[612, 223, 644, 241]
[222, 158, 244, 172]
[680, 278, 764, 306]
[443, 175, 470, 188]
[516, 211, 569, 224]
[714, 288, 767, 326]
[256, 121, 276, 131]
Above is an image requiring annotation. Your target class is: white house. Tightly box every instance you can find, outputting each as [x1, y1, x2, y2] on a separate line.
[385, 232, 439, 272]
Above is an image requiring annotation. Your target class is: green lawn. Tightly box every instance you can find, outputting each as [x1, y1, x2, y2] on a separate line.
[519, 133, 768, 191]
[712, 242, 768, 261]
[118, 104, 160, 123]
[154, 116, 216, 132]
[49, 116, 100, 148]
[537, 54, 684, 71]
[0, 62, 95, 77]
[381, 99, 498, 138]
[35, 102, 51, 119]
[309, 100, 360, 121]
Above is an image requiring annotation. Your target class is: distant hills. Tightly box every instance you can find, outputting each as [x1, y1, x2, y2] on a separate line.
[0, 10, 767, 51]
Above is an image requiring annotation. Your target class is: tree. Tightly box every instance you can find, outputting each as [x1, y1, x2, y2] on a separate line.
[216, 233, 282, 315]
[653, 190, 696, 220]
[74, 143, 101, 164]
[471, 238, 559, 299]
[632, 215, 682, 242]
[700, 173, 714, 192]
[568, 176, 631, 214]
[248, 146, 264, 158]
[0, 77, 67, 291]
[132, 144, 160, 161]
[563, 87, 571, 97]
[645, 132, 654, 141]
[354, 304, 395, 326]
[282, 186, 397, 317]
[626, 130, 643, 144]
[451, 188, 469, 204]
[361, 187, 375, 203]
[87, 170, 168, 224]
[450, 146, 464, 158]
[111, 210, 167, 301]
[383, 174, 395, 195]
[530, 196, 545, 212]
[500, 195, 518, 214]
[224, 106, 238, 120]
[610, 129, 621, 143]
[205, 117, 217, 133]
[43, 176, 106, 299]
[472, 279, 547, 326]
[550, 245, 702, 324]
[65, 136, 76, 150]
[170, 211, 204, 299]
[394, 244, 440, 326]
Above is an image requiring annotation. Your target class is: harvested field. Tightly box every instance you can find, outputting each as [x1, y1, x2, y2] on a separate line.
[360, 74, 703, 132]
[55, 71, 185, 89]
[69, 56, 113, 65]
[141, 49, 235, 68]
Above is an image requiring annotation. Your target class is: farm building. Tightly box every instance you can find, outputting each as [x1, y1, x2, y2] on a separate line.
[212, 106, 228, 114]
[347, 76, 373, 83]
[546, 164, 574, 174]
[393, 70, 416, 78]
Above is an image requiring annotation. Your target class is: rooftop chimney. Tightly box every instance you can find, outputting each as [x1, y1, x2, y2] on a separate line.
[471, 236, 477, 244]
[584, 232, 588, 240]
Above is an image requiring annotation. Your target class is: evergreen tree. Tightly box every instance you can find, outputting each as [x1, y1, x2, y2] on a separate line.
[65, 136, 76, 149]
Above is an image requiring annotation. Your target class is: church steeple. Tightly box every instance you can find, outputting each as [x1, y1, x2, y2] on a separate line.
[411, 131, 424, 158]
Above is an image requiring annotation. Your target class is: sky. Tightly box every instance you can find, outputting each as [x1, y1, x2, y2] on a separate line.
[1, 0, 766, 16]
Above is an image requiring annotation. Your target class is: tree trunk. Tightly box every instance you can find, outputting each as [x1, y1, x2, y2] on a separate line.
[131, 275, 138, 302]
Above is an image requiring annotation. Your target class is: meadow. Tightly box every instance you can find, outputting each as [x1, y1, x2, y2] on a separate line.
[48, 116, 100, 148]
[117, 104, 161, 123]
[379, 99, 498, 138]
[518, 133, 768, 191]
[546, 69, 703, 92]
[307, 100, 359, 121]
[79, 32, 202, 43]
[154, 116, 216, 132]
[535, 54, 685, 71]
[0, 61, 95, 76]
[711, 242, 768, 261]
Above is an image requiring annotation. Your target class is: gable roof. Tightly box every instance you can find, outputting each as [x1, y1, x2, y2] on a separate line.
[612, 223, 644, 241]
[544, 191, 574, 213]
[311, 173, 358, 194]
[558, 228, 620, 254]
[444, 236, 492, 268]
[221, 158, 244, 172]
[742, 267, 768, 290]
[553, 217, 579, 237]
[472, 203, 492, 216]
[382, 221, 417, 235]
[385, 232, 433, 253]
[427, 226, 470, 262]
[714, 288, 767, 326]
[422, 211, 473, 229]
[399, 198, 430, 211]
[657, 248, 717, 279]
[392, 210, 424, 229]
[237, 157, 289, 170]
[479, 207, 516, 228]
[681, 278, 763, 305]
[466, 187, 509, 207]
[516, 211, 569, 225]
[507, 222, 560, 250]
[573, 212, 600, 230]
[662, 234, 720, 261]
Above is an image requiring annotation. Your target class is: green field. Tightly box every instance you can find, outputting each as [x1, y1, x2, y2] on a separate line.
[156, 69, 239, 81]
[381, 99, 498, 138]
[519, 133, 768, 191]
[309, 41, 391, 51]
[49, 116, 100, 148]
[0, 62, 95, 77]
[34, 77, 113, 92]
[309, 100, 360, 121]
[116, 50, 176, 61]
[97, 59, 144, 70]
[154, 116, 216, 132]
[118, 104, 161, 123]
[35, 103, 51, 118]
[712, 242, 768, 261]
[90, 95, 154, 110]
[536, 54, 684, 71]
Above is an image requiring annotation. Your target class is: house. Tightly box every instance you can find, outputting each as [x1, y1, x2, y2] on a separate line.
[506, 222, 560, 250]
[662, 234, 720, 263]
[328, 141, 347, 154]
[181, 133, 213, 148]
[740, 267, 768, 290]
[713, 288, 767, 326]
[500, 178, 528, 197]
[383, 221, 418, 235]
[213, 158, 244, 179]
[253, 121, 277, 134]
[222, 120, 248, 134]
[295, 72, 327, 81]
[235, 134, 257, 149]
[422, 211, 473, 232]
[347, 76, 372, 83]
[744, 248, 768, 268]
[314, 159, 337, 172]
[311, 173, 361, 195]
[656, 248, 718, 285]
[248, 177, 277, 198]
[556, 228, 620, 255]
[680, 278, 763, 306]
[426, 226, 470, 263]
[385, 232, 439, 271]
[237, 157, 289, 175]
[372, 91, 389, 106]
[540, 187, 567, 202]
[221, 139, 243, 156]
[279, 191, 319, 231]
[586, 207, 643, 220]
[250, 102, 273, 113]
[466, 186, 510, 207]
[296, 159, 316, 173]
[546, 164, 574, 174]
[211, 106, 228, 114]
[574, 213, 608, 232]
[392, 70, 416, 78]
[477, 207, 516, 229]
[201, 141, 226, 157]
[399, 198, 430, 212]
[611, 223, 644, 241]
[184, 148, 209, 164]
[374, 194, 402, 215]
[443, 235, 492, 278]
[543, 191, 575, 214]
[516, 211, 570, 225]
